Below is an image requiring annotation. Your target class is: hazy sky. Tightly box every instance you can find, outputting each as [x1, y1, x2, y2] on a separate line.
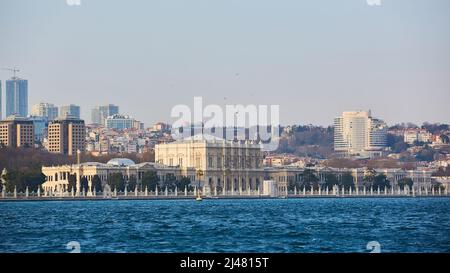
[1, 0, 449, 127]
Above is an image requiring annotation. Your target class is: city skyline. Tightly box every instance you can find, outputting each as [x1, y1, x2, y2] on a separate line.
[1, 0, 449, 127]
[1, 89, 449, 128]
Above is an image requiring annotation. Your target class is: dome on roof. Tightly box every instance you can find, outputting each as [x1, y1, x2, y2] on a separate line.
[107, 158, 136, 167]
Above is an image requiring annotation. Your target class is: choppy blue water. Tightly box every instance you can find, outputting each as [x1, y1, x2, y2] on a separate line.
[1, 198, 450, 253]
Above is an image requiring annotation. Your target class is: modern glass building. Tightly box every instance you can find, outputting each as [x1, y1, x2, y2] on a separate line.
[5, 78, 28, 118]
[28, 115, 48, 142]
[60, 104, 81, 119]
[31, 102, 59, 121]
[0, 80, 2, 120]
[105, 114, 135, 130]
[91, 104, 119, 125]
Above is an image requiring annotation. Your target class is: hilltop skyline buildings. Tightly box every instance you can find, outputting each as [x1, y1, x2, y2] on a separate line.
[31, 102, 59, 121]
[91, 104, 119, 125]
[59, 104, 80, 119]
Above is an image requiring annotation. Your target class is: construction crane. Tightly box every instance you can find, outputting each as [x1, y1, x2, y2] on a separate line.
[2, 67, 20, 78]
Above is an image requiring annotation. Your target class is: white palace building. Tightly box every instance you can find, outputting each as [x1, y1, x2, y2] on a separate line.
[42, 135, 438, 197]
[42, 135, 265, 195]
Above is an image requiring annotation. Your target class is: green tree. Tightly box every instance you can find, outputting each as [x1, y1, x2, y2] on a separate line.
[397, 177, 413, 190]
[323, 172, 339, 189]
[432, 182, 445, 191]
[4, 170, 45, 192]
[127, 175, 137, 191]
[387, 134, 409, 153]
[300, 169, 319, 191]
[163, 173, 177, 191]
[416, 147, 436, 162]
[340, 172, 355, 190]
[176, 176, 193, 191]
[92, 175, 103, 192]
[107, 173, 125, 191]
[68, 174, 77, 192]
[80, 177, 89, 192]
[373, 174, 391, 190]
[362, 169, 376, 188]
[141, 171, 160, 191]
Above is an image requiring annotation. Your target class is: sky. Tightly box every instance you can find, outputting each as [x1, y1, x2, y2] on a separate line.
[0, 0, 449, 127]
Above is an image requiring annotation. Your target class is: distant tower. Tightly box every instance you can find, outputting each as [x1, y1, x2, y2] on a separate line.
[60, 104, 81, 119]
[31, 102, 59, 121]
[0, 80, 2, 120]
[5, 77, 28, 118]
[91, 104, 119, 125]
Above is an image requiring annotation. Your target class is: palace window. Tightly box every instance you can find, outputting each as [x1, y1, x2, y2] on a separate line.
[208, 157, 213, 168]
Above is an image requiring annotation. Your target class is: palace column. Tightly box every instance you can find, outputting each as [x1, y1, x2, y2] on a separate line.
[75, 168, 81, 195]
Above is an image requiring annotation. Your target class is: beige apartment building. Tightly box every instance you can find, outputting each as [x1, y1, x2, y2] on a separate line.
[48, 116, 86, 155]
[0, 115, 34, 148]
[155, 134, 265, 195]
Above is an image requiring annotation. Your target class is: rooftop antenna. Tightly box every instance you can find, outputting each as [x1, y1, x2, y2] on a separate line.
[2, 67, 20, 79]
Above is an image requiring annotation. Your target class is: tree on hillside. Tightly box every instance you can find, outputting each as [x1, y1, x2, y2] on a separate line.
[387, 134, 409, 153]
[416, 147, 436, 162]
[440, 134, 449, 144]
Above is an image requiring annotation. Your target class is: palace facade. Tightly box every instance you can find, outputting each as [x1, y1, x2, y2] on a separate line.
[155, 135, 265, 195]
[41, 135, 436, 195]
[41, 158, 196, 192]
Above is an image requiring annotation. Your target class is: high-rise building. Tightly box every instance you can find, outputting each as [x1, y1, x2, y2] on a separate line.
[105, 114, 140, 130]
[0, 115, 34, 148]
[0, 81, 2, 120]
[91, 104, 119, 125]
[60, 104, 80, 119]
[334, 111, 387, 158]
[5, 78, 28, 118]
[47, 116, 85, 155]
[31, 102, 59, 121]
